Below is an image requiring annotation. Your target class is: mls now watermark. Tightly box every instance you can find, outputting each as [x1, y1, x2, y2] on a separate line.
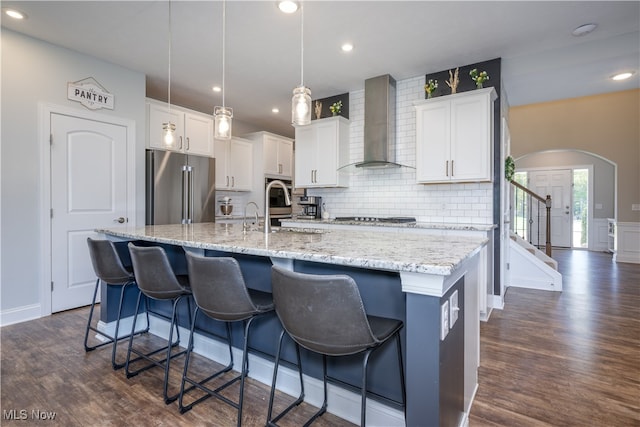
[3, 409, 57, 421]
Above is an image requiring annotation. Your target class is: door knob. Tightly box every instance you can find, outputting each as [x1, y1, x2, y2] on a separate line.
[114, 217, 126, 223]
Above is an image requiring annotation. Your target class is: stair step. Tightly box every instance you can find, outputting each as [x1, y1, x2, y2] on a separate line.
[534, 250, 558, 271]
[511, 232, 558, 270]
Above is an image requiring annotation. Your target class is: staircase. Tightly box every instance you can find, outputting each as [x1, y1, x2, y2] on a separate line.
[508, 179, 562, 292]
[509, 232, 562, 291]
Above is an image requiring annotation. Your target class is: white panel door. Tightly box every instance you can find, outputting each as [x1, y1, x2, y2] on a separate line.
[50, 113, 128, 312]
[530, 169, 572, 248]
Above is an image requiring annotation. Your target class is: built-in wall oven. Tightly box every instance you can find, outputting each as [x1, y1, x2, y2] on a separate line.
[265, 177, 292, 226]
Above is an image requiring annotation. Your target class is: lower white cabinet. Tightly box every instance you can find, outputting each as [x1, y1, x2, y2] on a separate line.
[215, 137, 253, 191]
[294, 116, 349, 188]
[415, 87, 497, 183]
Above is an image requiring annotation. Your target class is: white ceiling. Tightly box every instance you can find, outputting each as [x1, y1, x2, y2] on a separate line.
[2, 1, 638, 137]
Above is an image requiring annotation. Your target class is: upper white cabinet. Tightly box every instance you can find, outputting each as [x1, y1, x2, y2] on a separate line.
[147, 100, 214, 157]
[215, 137, 253, 191]
[243, 131, 293, 178]
[294, 116, 350, 188]
[415, 87, 497, 183]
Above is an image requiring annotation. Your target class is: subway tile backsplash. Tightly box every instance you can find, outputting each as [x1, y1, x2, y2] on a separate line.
[309, 75, 494, 224]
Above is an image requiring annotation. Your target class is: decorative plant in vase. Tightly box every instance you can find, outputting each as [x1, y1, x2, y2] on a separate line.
[329, 100, 342, 116]
[470, 68, 489, 88]
[424, 79, 438, 98]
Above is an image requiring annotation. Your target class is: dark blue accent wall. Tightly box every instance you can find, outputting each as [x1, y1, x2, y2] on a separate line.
[426, 58, 502, 295]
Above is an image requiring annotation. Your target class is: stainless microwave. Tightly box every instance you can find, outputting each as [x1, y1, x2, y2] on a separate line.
[265, 178, 292, 224]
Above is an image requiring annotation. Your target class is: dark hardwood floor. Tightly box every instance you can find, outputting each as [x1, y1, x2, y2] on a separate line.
[1, 249, 638, 426]
[470, 249, 640, 426]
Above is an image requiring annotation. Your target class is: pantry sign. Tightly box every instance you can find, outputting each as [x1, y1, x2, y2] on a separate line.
[67, 77, 114, 110]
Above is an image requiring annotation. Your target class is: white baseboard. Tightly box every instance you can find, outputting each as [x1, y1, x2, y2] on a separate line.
[146, 314, 405, 427]
[460, 382, 478, 427]
[96, 314, 149, 339]
[488, 295, 504, 311]
[0, 303, 42, 327]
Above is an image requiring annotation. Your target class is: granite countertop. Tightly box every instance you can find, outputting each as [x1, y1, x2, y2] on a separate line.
[97, 222, 487, 277]
[283, 218, 496, 231]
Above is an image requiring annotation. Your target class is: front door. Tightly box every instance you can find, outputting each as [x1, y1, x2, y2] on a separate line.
[50, 113, 129, 312]
[529, 169, 572, 248]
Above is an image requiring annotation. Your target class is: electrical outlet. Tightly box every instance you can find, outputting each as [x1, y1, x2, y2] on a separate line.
[440, 300, 450, 341]
[632, 204, 640, 211]
[449, 290, 459, 328]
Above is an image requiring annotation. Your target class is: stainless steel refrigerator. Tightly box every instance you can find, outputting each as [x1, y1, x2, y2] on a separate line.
[145, 149, 216, 225]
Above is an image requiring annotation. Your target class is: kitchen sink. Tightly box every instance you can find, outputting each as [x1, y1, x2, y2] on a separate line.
[263, 227, 326, 235]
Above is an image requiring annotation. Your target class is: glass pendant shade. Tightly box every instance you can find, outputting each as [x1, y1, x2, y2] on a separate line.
[162, 122, 176, 146]
[214, 106, 233, 140]
[291, 85, 311, 125]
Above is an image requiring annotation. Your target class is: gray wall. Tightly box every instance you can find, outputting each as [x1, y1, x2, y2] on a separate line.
[515, 150, 615, 219]
[0, 30, 146, 318]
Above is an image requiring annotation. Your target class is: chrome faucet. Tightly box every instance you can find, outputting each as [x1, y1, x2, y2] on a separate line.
[264, 180, 291, 236]
[243, 201, 260, 233]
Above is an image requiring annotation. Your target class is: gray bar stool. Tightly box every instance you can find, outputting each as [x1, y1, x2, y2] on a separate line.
[178, 253, 274, 427]
[84, 238, 149, 370]
[267, 266, 406, 427]
[126, 243, 192, 404]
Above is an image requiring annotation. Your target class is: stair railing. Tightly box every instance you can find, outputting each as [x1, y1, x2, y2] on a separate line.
[510, 180, 552, 257]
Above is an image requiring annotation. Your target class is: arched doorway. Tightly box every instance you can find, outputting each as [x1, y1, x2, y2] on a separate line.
[514, 149, 616, 251]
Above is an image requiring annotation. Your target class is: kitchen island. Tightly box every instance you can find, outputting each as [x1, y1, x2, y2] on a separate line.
[97, 222, 487, 426]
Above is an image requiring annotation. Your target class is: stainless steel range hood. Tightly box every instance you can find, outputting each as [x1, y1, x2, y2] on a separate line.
[340, 74, 411, 171]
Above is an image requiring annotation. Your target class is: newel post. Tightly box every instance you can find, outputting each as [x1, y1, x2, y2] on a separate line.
[545, 195, 552, 257]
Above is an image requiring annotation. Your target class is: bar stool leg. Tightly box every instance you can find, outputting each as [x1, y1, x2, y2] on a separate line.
[178, 319, 234, 413]
[111, 281, 151, 369]
[396, 332, 407, 423]
[360, 349, 374, 427]
[266, 331, 305, 426]
[164, 296, 187, 404]
[83, 279, 105, 352]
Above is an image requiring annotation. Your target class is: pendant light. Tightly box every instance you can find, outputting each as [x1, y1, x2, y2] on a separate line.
[291, 2, 311, 125]
[214, 0, 232, 139]
[162, 0, 176, 147]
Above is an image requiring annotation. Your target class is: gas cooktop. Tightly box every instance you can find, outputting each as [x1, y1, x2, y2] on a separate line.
[334, 216, 416, 224]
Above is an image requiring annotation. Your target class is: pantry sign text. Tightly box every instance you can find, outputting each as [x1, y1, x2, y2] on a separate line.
[67, 77, 114, 110]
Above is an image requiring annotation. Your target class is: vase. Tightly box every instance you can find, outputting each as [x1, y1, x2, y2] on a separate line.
[476, 82, 483, 89]
[332, 112, 338, 116]
[427, 92, 433, 99]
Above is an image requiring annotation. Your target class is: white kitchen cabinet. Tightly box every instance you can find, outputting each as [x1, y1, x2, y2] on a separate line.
[294, 116, 349, 188]
[243, 131, 293, 178]
[415, 87, 497, 183]
[147, 100, 214, 157]
[215, 137, 253, 191]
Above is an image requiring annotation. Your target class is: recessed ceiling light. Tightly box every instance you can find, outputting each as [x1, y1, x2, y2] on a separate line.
[341, 43, 354, 52]
[277, 1, 299, 14]
[212, 86, 221, 92]
[611, 71, 635, 81]
[572, 23, 597, 37]
[3, 8, 27, 20]
[272, 108, 280, 114]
